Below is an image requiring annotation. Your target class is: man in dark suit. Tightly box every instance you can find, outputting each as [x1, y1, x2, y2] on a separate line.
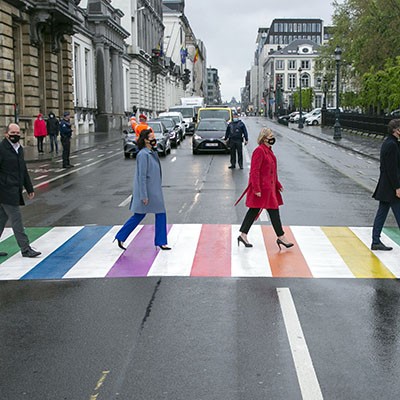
[224, 111, 248, 169]
[371, 119, 400, 250]
[0, 123, 41, 258]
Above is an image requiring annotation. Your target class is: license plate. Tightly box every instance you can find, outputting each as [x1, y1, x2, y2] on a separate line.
[205, 143, 219, 147]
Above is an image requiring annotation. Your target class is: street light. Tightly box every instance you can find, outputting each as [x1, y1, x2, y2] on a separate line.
[322, 76, 328, 125]
[298, 67, 303, 129]
[333, 46, 342, 140]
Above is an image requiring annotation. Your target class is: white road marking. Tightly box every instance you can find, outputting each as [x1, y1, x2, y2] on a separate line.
[119, 195, 132, 207]
[259, 209, 269, 222]
[231, 225, 271, 277]
[277, 288, 324, 400]
[86, 158, 94, 162]
[82, 151, 90, 155]
[243, 145, 251, 166]
[32, 152, 121, 190]
[34, 175, 48, 180]
[70, 155, 78, 159]
[170, 156, 177, 163]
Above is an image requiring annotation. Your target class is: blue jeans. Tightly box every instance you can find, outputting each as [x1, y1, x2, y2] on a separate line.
[372, 200, 400, 244]
[115, 212, 167, 246]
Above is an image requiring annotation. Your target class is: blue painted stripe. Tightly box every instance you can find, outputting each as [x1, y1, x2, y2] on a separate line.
[21, 226, 112, 280]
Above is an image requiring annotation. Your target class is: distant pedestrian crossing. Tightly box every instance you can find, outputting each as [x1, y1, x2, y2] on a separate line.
[0, 224, 399, 280]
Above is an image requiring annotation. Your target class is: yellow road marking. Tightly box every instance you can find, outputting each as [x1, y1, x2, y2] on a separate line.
[90, 370, 110, 400]
[322, 227, 395, 278]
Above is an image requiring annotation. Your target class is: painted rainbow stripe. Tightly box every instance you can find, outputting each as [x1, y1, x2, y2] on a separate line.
[0, 224, 399, 280]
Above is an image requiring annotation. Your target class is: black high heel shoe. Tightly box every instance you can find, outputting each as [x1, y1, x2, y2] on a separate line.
[276, 238, 294, 250]
[238, 236, 253, 248]
[159, 245, 171, 251]
[117, 240, 126, 250]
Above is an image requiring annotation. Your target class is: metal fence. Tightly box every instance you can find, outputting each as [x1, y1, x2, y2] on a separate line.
[323, 111, 393, 136]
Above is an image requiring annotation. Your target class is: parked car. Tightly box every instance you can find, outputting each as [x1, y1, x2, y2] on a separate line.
[305, 113, 322, 125]
[123, 128, 139, 158]
[192, 118, 229, 155]
[147, 121, 171, 157]
[289, 111, 300, 122]
[278, 115, 290, 125]
[152, 117, 180, 147]
[158, 111, 186, 139]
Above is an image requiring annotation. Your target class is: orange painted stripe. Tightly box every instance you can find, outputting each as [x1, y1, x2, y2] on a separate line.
[262, 226, 312, 278]
[191, 224, 231, 277]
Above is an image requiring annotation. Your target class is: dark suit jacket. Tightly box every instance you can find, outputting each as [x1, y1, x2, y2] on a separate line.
[373, 134, 400, 202]
[0, 138, 33, 206]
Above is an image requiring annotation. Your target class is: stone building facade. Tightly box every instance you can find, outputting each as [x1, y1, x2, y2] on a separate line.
[0, 0, 82, 144]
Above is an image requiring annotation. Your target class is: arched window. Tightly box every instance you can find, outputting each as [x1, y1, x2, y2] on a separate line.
[301, 73, 310, 88]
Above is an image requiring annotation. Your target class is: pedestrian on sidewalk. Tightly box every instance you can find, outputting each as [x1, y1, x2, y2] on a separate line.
[115, 129, 171, 251]
[371, 119, 400, 251]
[224, 111, 248, 169]
[60, 112, 74, 169]
[46, 111, 59, 154]
[33, 113, 47, 153]
[0, 123, 41, 258]
[235, 127, 293, 249]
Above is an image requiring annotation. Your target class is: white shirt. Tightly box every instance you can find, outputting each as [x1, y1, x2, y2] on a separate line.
[7, 138, 21, 154]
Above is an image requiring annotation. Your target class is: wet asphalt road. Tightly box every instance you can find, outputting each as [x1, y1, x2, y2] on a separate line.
[1, 118, 400, 399]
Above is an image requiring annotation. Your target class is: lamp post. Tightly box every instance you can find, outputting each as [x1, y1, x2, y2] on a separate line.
[333, 46, 342, 140]
[321, 76, 328, 125]
[298, 67, 303, 129]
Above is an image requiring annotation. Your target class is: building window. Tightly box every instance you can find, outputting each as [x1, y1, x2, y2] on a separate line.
[301, 73, 310, 88]
[276, 73, 285, 90]
[288, 74, 296, 89]
[288, 60, 297, 70]
[74, 43, 81, 106]
[276, 60, 284, 70]
[301, 60, 310, 69]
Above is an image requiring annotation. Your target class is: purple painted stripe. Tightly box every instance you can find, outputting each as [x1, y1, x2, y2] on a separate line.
[107, 224, 171, 278]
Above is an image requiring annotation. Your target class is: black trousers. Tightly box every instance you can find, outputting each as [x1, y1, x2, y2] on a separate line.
[239, 207, 285, 237]
[61, 136, 71, 167]
[229, 141, 243, 168]
[37, 136, 44, 152]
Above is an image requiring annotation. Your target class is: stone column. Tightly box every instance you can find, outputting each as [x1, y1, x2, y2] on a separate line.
[111, 48, 123, 114]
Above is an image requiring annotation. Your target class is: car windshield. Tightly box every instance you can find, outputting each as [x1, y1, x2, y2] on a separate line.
[196, 120, 226, 138]
[199, 109, 230, 121]
[169, 108, 193, 118]
[148, 122, 162, 133]
[158, 119, 173, 128]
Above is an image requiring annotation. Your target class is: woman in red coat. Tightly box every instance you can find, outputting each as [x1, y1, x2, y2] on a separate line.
[33, 113, 47, 153]
[237, 127, 293, 249]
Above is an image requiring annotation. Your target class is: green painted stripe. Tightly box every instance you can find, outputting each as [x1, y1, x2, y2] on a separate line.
[383, 227, 400, 246]
[0, 227, 52, 262]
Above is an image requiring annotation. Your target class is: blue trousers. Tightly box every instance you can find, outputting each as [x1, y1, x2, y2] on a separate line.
[372, 200, 400, 244]
[115, 213, 168, 246]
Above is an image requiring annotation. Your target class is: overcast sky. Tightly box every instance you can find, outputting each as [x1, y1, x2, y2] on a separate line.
[185, 1, 337, 102]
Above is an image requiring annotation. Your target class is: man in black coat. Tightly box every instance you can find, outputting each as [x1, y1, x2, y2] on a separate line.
[224, 111, 248, 169]
[59, 111, 74, 169]
[371, 119, 400, 250]
[46, 111, 59, 154]
[0, 123, 41, 258]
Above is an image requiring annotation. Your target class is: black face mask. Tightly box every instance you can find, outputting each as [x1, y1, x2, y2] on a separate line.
[267, 138, 276, 145]
[8, 135, 20, 143]
[149, 139, 157, 147]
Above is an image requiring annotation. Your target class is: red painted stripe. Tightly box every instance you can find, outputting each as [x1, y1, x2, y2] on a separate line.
[191, 224, 231, 277]
[261, 226, 312, 278]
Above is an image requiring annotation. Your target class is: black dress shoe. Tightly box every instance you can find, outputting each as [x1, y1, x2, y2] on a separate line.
[239, 166, 243, 169]
[158, 245, 171, 250]
[371, 243, 393, 251]
[68, 164, 74, 167]
[228, 165, 235, 169]
[22, 248, 41, 258]
[117, 240, 126, 250]
[0, 251, 8, 257]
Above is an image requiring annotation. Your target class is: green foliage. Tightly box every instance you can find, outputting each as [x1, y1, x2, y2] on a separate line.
[293, 88, 314, 110]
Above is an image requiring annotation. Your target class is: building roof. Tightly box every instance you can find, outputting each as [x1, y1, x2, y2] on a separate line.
[271, 39, 320, 56]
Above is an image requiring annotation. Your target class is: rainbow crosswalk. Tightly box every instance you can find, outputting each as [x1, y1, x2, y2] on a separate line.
[0, 224, 399, 280]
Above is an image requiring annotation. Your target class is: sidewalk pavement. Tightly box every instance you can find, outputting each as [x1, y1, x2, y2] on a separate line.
[24, 131, 124, 163]
[288, 124, 383, 160]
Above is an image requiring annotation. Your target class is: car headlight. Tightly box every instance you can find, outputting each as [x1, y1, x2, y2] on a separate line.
[194, 134, 202, 140]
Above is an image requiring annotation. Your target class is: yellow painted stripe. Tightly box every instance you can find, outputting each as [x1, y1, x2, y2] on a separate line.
[322, 227, 395, 279]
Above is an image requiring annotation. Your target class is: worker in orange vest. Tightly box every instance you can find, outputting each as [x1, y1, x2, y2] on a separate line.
[130, 115, 137, 131]
[135, 114, 153, 138]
